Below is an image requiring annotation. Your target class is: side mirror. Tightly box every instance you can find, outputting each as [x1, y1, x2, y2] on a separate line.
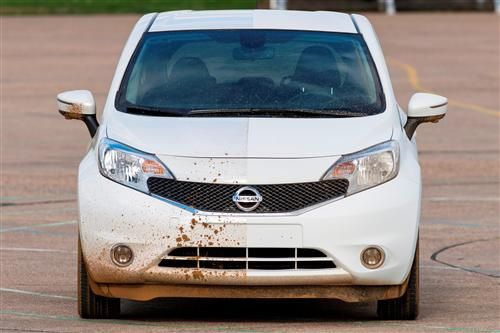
[57, 90, 99, 137]
[404, 93, 447, 139]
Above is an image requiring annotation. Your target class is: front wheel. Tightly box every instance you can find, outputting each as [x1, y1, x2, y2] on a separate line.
[377, 238, 419, 320]
[78, 237, 120, 319]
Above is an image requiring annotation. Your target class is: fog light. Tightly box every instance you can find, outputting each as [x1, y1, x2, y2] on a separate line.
[361, 246, 385, 269]
[111, 244, 133, 267]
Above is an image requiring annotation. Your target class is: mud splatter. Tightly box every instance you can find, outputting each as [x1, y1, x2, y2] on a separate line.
[192, 270, 204, 280]
[68, 103, 83, 114]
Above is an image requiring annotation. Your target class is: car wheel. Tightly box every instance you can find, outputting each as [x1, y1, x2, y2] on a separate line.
[78, 237, 120, 319]
[377, 238, 419, 320]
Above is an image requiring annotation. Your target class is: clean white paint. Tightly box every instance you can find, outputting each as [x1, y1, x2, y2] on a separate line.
[408, 93, 448, 118]
[424, 196, 500, 202]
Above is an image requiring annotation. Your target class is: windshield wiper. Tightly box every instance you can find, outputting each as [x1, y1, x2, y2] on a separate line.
[126, 106, 369, 117]
[187, 108, 369, 117]
[126, 105, 185, 116]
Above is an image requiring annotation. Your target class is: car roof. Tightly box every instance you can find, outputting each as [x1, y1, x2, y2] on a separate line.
[149, 10, 358, 34]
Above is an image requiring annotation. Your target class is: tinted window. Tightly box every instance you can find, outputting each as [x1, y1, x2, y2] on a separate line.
[117, 30, 385, 117]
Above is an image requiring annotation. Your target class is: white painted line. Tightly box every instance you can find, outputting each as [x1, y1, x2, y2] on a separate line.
[0, 220, 77, 233]
[0, 195, 75, 203]
[2, 207, 77, 217]
[0, 247, 76, 254]
[0, 287, 76, 301]
[425, 197, 499, 202]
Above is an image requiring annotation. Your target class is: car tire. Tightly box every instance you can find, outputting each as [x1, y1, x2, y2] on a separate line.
[377, 238, 419, 320]
[78, 237, 120, 319]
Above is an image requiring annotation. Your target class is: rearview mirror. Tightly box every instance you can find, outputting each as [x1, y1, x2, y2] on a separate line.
[404, 93, 447, 139]
[57, 90, 99, 137]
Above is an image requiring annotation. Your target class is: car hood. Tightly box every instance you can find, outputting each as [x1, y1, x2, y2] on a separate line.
[106, 111, 394, 158]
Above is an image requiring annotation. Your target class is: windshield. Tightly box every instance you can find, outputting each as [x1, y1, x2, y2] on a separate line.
[116, 29, 385, 117]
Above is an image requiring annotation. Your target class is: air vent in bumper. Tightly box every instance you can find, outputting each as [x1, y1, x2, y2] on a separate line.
[159, 247, 336, 270]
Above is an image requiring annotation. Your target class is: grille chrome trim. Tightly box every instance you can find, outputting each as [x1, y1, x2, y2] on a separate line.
[151, 193, 345, 216]
[164, 256, 334, 262]
[160, 247, 336, 270]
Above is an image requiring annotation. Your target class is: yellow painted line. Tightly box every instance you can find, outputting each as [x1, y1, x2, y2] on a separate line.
[388, 59, 500, 117]
[390, 60, 425, 91]
[448, 100, 500, 117]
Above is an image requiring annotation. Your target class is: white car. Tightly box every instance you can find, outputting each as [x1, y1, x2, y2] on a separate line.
[57, 10, 447, 320]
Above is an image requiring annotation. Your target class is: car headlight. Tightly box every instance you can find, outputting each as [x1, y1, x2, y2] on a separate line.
[98, 138, 173, 192]
[323, 140, 399, 195]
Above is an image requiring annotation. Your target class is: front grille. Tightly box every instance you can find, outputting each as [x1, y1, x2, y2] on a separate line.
[147, 178, 348, 213]
[159, 247, 336, 270]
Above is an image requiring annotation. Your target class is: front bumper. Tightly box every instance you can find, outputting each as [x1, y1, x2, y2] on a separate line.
[88, 277, 409, 302]
[78, 148, 421, 297]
